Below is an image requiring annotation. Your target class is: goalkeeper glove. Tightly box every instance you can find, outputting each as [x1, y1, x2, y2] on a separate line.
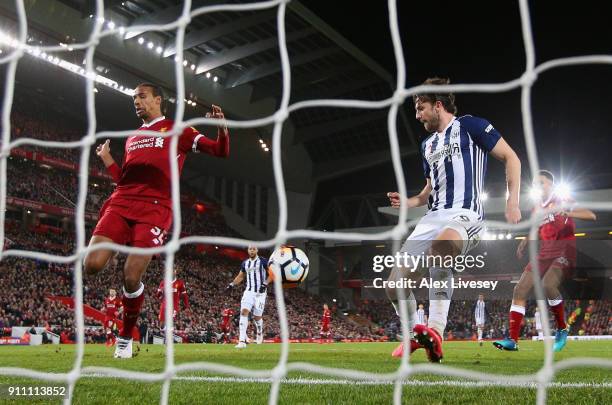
[259, 283, 267, 294]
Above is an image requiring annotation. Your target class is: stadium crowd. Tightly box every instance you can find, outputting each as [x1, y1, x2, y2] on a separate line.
[0, 251, 380, 343]
[2, 241, 610, 344]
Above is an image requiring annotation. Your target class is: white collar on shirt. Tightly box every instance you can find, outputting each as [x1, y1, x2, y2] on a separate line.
[141, 115, 166, 128]
[436, 116, 456, 135]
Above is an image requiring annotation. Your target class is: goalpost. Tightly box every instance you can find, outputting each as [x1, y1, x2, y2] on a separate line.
[0, 0, 611, 404]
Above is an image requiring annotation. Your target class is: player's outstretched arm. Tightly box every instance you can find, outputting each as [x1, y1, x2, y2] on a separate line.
[565, 207, 596, 221]
[227, 271, 245, 290]
[490, 138, 521, 224]
[96, 139, 121, 182]
[387, 179, 432, 209]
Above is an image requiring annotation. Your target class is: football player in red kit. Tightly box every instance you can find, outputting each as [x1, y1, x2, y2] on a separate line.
[157, 273, 190, 330]
[84, 83, 229, 358]
[103, 289, 122, 346]
[220, 308, 235, 343]
[494, 170, 595, 352]
[320, 304, 332, 343]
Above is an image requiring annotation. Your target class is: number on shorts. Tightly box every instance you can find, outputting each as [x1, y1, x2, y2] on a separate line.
[150, 227, 166, 245]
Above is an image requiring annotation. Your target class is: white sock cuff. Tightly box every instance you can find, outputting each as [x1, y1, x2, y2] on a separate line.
[510, 304, 525, 315]
[548, 297, 563, 306]
[123, 283, 144, 298]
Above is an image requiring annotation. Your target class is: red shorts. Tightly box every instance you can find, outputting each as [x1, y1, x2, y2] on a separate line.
[158, 303, 177, 323]
[103, 316, 116, 329]
[320, 323, 330, 333]
[93, 198, 172, 248]
[524, 256, 575, 277]
[221, 323, 231, 333]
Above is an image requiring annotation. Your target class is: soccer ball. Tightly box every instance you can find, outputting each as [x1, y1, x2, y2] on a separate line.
[268, 245, 309, 288]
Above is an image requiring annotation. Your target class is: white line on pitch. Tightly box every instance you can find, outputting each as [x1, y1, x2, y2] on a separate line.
[82, 374, 612, 388]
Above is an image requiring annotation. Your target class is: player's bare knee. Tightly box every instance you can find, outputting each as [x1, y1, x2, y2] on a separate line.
[254, 316, 262, 321]
[430, 239, 459, 259]
[241, 309, 250, 317]
[83, 253, 106, 275]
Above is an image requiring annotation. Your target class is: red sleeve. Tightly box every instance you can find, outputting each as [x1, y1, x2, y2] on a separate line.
[179, 126, 229, 157]
[106, 162, 122, 182]
[157, 281, 164, 299]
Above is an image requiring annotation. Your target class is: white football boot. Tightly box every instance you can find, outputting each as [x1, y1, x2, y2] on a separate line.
[113, 337, 133, 359]
[235, 341, 247, 349]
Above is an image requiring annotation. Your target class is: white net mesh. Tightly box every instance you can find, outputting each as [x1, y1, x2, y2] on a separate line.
[0, 0, 611, 404]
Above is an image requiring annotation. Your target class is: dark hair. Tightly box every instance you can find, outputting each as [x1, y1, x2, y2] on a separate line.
[136, 82, 166, 114]
[413, 77, 457, 115]
[538, 170, 555, 183]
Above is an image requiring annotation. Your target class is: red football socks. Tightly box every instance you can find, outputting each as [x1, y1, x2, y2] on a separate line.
[120, 284, 145, 339]
[549, 298, 567, 330]
[509, 305, 525, 342]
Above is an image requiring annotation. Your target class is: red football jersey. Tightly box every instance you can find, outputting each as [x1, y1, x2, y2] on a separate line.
[537, 195, 576, 260]
[157, 279, 190, 311]
[107, 117, 229, 208]
[222, 309, 234, 325]
[103, 296, 122, 317]
[321, 309, 331, 326]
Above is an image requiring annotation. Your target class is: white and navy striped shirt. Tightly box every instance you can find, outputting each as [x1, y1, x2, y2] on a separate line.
[474, 300, 486, 322]
[421, 115, 501, 218]
[240, 256, 269, 293]
[416, 308, 426, 325]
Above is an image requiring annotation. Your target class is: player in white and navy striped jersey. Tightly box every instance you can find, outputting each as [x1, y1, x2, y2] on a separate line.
[473, 294, 489, 345]
[387, 77, 522, 362]
[416, 304, 427, 326]
[227, 246, 271, 348]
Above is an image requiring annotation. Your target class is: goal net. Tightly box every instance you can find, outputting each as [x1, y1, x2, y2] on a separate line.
[0, 0, 611, 404]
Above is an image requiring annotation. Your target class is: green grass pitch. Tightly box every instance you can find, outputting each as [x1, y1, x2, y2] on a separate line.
[0, 341, 610, 404]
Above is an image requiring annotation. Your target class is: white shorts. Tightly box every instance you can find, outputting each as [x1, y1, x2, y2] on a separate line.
[241, 291, 267, 317]
[400, 208, 483, 272]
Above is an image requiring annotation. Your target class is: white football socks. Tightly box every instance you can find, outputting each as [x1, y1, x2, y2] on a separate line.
[391, 289, 417, 339]
[254, 319, 263, 336]
[427, 267, 454, 338]
[239, 315, 248, 343]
